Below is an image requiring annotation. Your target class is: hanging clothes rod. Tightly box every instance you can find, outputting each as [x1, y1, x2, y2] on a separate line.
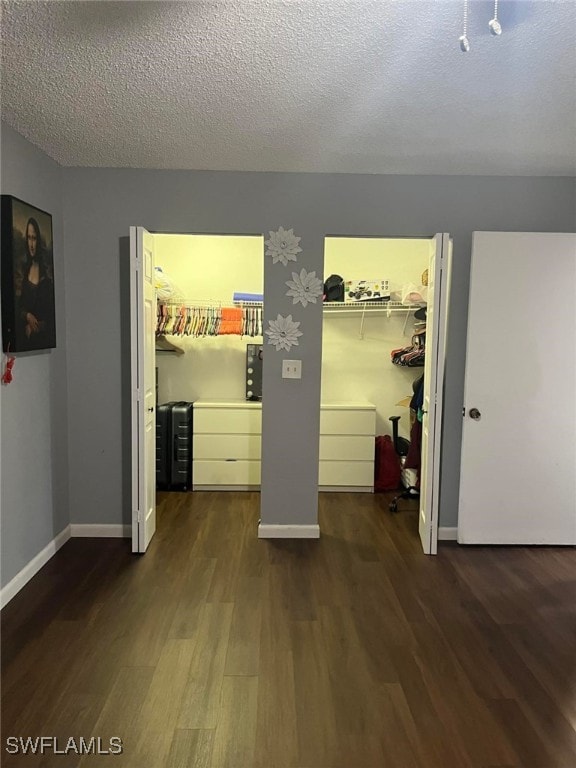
[156, 301, 263, 338]
[160, 298, 222, 309]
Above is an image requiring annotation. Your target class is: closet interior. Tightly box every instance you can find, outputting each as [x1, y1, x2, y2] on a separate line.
[153, 233, 264, 492]
[152, 232, 433, 503]
[321, 236, 432, 500]
[154, 234, 264, 398]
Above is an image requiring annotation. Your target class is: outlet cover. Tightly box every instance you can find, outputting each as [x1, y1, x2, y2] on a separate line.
[282, 359, 302, 379]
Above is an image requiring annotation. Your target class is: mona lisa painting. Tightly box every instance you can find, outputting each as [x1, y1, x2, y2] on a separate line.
[1, 196, 56, 352]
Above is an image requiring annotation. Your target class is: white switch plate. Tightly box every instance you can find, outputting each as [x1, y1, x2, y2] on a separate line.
[282, 359, 302, 379]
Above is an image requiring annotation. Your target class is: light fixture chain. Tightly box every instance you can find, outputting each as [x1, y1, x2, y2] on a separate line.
[489, 0, 503, 36]
[459, 0, 471, 52]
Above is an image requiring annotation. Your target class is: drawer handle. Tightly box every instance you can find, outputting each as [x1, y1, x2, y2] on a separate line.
[225, 459, 237, 462]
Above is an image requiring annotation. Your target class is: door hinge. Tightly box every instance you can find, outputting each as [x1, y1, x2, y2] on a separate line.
[462, 406, 465, 417]
[134, 510, 141, 523]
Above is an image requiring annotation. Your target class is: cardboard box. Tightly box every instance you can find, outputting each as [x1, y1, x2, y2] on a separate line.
[344, 279, 390, 303]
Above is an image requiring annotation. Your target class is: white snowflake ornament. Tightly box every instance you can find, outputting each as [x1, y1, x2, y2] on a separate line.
[265, 314, 303, 352]
[285, 268, 323, 308]
[265, 227, 302, 266]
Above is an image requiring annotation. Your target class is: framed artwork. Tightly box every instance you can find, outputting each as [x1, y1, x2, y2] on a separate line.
[1, 195, 56, 352]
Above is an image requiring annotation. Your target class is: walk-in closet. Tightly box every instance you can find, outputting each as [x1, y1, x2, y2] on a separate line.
[153, 233, 265, 492]
[153, 234, 433, 499]
[321, 236, 436, 533]
[130, 227, 450, 554]
[322, 236, 431, 437]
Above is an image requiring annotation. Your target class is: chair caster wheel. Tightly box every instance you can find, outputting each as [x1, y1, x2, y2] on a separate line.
[389, 501, 397, 513]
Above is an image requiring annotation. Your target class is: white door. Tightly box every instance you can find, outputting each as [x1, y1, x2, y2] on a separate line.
[419, 233, 452, 555]
[130, 226, 157, 553]
[458, 232, 576, 545]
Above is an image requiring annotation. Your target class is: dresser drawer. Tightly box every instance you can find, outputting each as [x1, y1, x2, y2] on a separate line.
[320, 408, 375, 436]
[192, 402, 374, 491]
[194, 434, 262, 460]
[193, 459, 261, 487]
[194, 407, 262, 435]
[319, 435, 374, 462]
[319, 460, 374, 487]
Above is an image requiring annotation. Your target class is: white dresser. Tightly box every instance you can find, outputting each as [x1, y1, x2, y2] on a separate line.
[193, 400, 262, 489]
[193, 399, 375, 492]
[318, 402, 375, 491]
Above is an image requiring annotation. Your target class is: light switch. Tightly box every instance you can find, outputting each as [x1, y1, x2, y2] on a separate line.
[282, 359, 302, 379]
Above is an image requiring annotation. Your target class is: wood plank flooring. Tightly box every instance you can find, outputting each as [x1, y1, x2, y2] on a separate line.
[2, 491, 575, 767]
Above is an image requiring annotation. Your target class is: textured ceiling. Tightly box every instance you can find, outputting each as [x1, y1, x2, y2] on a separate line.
[1, 0, 575, 175]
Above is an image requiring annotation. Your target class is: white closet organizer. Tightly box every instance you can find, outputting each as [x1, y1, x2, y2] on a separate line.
[235, 298, 423, 339]
[323, 300, 424, 338]
[193, 400, 376, 492]
[234, 299, 422, 314]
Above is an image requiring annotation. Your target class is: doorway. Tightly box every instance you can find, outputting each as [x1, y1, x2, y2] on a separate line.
[131, 227, 451, 555]
[131, 228, 265, 551]
[321, 234, 451, 553]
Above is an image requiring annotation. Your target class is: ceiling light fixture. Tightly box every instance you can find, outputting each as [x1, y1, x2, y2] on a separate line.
[459, 0, 470, 52]
[489, 0, 503, 35]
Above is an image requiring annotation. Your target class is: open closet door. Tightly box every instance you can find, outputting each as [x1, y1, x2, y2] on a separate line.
[419, 233, 451, 555]
[130, 226, 157, 553]
[458, 232, 576, 545]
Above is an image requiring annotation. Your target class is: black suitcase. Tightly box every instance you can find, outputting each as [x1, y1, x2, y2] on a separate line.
[156, 401, 193, 490]
[170, 402, 193, 489]
[156, 402, 172, 487]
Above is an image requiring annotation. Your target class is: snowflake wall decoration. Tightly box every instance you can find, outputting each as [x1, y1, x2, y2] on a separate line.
[265, 227, 302, 266]
[285, 268, 323, 308]
[265, 314, 303, 352]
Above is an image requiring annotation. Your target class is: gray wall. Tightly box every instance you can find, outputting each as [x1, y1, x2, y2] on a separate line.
[1, 124, 572, 585]
[0, 123, 69, 589]
[62, 168, 576, 531]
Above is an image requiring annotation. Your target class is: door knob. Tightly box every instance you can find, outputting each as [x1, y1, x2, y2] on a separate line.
[469, 408, 481, 421]
[147, 407, 154, 412]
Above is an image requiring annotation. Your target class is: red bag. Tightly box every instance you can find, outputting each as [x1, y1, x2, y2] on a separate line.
[374, 435, 401, 492]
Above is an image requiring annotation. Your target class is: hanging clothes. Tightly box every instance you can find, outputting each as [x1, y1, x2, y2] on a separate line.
[156, 302, 263, 339]
[390, 328, 426, 367]
[219, 308, 243, 335]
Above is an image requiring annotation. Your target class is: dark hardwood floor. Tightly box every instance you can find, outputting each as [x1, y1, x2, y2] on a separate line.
[2, 491, 575, 767]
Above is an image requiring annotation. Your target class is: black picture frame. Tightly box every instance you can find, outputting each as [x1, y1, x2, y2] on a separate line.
[1, 195, 56, 352]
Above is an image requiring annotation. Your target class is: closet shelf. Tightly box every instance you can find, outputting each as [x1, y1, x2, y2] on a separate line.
[325, 300, 426, 340]
[232, 299, 424, 315]
[323, 300, 424, 315]
[155, 335, 185, 355]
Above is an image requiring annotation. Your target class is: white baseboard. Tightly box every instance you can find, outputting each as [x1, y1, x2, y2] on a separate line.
[1, 523, 131, 608]
[70, 524, 131, 538]
[258, 523, 320, 539]
[193, 485, 260, 492]
[438, 526, 458, 541]
[0, 525, 71, 609]
[319, 486, 374, 493]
